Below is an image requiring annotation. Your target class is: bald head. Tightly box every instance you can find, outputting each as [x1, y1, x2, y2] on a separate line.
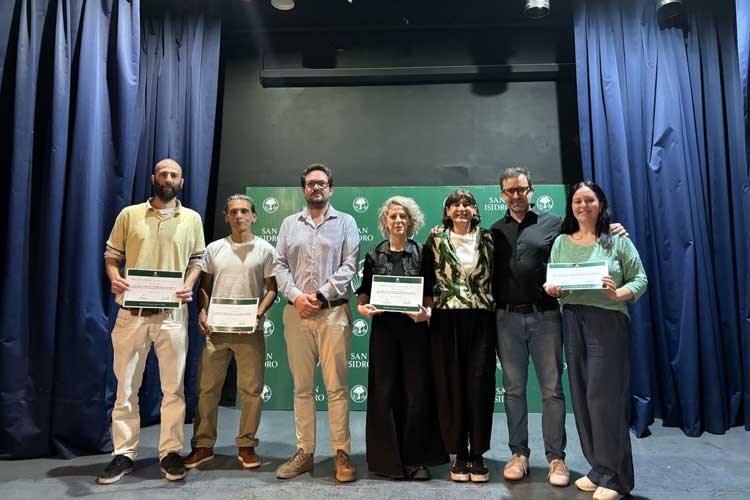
[152, 159, 184, 203]
[154, 158, 182, 175]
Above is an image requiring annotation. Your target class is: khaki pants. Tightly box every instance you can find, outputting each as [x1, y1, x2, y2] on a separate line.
[191, 331, 265, 448]
[111, 305, 188, 460]
[283, 304, 352, 454]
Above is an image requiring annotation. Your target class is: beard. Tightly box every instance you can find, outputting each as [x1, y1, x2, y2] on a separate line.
[154, 181, 180, 202]
[509, 201, 530, 215]
[307, 198, 327, 209]
[305, 192, 329, 209]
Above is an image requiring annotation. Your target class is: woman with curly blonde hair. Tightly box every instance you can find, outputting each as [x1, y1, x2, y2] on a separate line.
[355, 196, 447, 480]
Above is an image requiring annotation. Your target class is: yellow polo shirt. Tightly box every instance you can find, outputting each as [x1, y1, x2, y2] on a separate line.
[106, 199, 205, 304]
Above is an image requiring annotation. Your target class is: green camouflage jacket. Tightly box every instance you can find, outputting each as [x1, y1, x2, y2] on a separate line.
[423, 227, 495, 310]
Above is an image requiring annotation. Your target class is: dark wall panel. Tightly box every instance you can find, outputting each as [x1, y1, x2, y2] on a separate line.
[212, 29, 581, 239]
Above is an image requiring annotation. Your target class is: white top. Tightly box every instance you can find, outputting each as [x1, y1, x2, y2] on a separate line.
[201, 236, 275, 321]
[448, 229, 478, 275]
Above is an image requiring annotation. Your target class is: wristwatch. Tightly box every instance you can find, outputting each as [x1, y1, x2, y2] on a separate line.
[315, 290, 328, 306]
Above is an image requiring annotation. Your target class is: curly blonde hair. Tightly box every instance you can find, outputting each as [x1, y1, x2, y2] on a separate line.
[378, 196, 425, 239]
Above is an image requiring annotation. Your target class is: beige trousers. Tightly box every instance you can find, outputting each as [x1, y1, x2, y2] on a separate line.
[191, 331, 265, 448]
[110, 305, 188, 460]
[282, 304, 352, 454]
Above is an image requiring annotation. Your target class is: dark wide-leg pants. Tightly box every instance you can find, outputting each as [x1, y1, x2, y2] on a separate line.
[366, 313, 448, 477]
[562, 304, 634, 495]
[430, 308, 496, 456]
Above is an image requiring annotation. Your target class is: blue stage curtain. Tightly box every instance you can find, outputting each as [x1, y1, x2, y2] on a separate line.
[739, 1, 750, 177]
[0, 0, 220, 459]
[735, 0, 750, 437]
[574, 0, 750, 437]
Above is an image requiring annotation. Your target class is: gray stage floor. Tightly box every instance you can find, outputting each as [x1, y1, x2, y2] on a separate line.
[1, 408, 748, 500]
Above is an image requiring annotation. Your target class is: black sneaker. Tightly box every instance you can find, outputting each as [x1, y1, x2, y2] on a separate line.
[450, 457, 470, 482]
[96, 455, 134, 484]
[469, 455, 489, 482]
[160, 452, 187, 481]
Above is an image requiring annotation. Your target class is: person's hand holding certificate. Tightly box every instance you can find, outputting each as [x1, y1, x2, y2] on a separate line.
[123, 269, 183, 309]
[207, 297, 259, 334]
[369, 275, 424, 313]
[546, 261, 609, 290]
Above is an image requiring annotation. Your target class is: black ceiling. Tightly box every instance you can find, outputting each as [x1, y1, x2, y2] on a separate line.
[220, 0, 574, 34]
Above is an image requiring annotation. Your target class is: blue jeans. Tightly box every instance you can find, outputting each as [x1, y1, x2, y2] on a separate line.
[496, 307, 566, 461]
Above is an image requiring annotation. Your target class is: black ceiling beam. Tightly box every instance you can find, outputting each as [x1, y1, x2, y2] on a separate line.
[259, 63, 575, 87]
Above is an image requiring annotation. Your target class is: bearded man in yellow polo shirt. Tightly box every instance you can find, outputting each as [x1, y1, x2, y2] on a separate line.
[97, 159, 205, 485]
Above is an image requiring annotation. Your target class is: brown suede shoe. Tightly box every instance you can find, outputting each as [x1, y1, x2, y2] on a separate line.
[334, 449, 356, 482]
[276, 449, 314, 479]
[238, 447, 261, 469]
[184, 447, 214, 469]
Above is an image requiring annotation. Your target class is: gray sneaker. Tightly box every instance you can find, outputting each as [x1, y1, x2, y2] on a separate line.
[276, 449, 314, 479]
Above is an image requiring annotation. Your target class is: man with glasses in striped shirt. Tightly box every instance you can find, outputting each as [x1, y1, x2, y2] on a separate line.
[273, 164, 360, 483]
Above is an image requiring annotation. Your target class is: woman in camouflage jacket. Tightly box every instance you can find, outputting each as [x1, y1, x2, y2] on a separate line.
[423, 189, 496, 483]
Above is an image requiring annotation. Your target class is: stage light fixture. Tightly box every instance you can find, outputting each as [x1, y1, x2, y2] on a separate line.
[657, 0, 683, 19]
[271, 0, 295, 11]
[525, 0, 550, 19]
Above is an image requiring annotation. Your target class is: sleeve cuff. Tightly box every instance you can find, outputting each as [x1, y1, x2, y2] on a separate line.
[104, 245, 125, 261]
[288, 288, 303, 304]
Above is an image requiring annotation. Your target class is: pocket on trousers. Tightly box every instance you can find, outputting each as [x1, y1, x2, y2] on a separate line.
[114, 308, 134, 330]
[326, 306, 352, 331]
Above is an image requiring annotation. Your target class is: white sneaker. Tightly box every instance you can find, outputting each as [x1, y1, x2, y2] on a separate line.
[503, 454, 528, 480]
[593, 486, 624, 500]
[547, 458, 570, 486]
[575, 475, 598, 492]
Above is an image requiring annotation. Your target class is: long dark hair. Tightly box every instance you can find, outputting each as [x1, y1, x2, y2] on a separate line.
[560, 181, 612, 250]
[442, 189, 481, 230]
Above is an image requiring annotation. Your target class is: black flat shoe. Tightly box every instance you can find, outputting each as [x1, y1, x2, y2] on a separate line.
[409, 466, 431, 481]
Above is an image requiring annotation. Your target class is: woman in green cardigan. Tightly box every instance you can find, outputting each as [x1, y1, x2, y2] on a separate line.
[544, 181, 647, 500]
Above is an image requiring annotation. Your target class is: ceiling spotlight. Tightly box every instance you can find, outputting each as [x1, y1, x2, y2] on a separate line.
[525, 0, 550, 19]
[656, 0, 683, 20]
[271, 0, 295, 11]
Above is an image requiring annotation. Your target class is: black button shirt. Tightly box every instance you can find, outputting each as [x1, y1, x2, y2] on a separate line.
[491, 208, 562, 308]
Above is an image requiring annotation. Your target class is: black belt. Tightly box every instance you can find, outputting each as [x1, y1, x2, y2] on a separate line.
[498, 303, 556, 314]
[288, 298, 349, 309]
[121, 307, 167, 316]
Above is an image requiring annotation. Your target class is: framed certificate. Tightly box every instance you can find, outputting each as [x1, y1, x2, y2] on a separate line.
[546, 261, 609, 290]
[207, 297, 259, 333]
[123, 269, 183, 309]
[369, 275, 424, 313]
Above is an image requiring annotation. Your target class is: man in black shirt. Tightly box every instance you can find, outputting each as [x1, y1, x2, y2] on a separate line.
[491, 167, 569, 487]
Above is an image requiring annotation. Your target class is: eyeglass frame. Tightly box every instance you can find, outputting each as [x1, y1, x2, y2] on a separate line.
[304, 180, 330, 190]
[501, 186, 533, 196]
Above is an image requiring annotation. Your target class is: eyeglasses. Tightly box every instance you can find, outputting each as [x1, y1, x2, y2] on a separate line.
[305, 181, 329, 189]
[501, 187, 532, 196]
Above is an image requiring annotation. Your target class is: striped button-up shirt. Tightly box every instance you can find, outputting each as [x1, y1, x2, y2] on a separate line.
[273, 204, 360, 303]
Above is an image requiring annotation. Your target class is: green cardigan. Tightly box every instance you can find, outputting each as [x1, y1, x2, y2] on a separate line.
[549, 234, 647, 316]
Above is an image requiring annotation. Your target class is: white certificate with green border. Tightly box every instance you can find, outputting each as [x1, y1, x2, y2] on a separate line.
[207, 297, 259, 333]
[369, 275, 423, 312]
[546, 261, 609, 290]
[123, 269, 183, 309]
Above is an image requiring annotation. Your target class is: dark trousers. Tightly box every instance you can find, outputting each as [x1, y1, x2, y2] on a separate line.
[562, 305, 634, 495]
[430, 308, 496, 457]
[366, 314, 447, 477]
[496, 308, 566, 462]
